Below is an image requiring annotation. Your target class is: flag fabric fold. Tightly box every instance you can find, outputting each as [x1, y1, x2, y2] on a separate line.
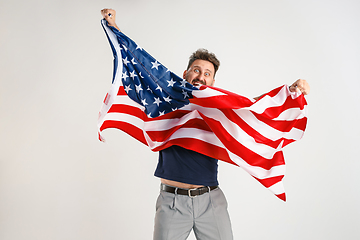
[97, 19, 308, 201]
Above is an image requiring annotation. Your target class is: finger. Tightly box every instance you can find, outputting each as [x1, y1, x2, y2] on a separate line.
[297, 80, 309, 95]
[302, 88, 309, 95]
[101, 9, 108, 18]
[101, 9, 113, 17]
[106, 10, 115, 19]
[103, 12, 112, 20]
[289, 85, 296, 92]
[289, 85, 302, 94]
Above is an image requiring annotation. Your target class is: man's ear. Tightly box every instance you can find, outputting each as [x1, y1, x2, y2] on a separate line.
[211, 78, 215, 86]
[183, 70, 187, 79]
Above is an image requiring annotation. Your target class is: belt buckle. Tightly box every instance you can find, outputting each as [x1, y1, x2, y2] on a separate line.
[188, 188, 198, 198]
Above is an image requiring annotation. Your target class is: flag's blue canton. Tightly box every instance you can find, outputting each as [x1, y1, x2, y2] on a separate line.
[108, 25, 198, 118]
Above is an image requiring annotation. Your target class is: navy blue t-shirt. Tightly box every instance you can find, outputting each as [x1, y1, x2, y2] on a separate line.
[154, 145, 219, 186]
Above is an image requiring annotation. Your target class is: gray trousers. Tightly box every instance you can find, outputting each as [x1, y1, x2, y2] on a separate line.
[153, 185, 233, 240]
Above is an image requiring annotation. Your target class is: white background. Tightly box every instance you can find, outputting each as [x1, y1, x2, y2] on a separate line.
[1, 0, 359, 239]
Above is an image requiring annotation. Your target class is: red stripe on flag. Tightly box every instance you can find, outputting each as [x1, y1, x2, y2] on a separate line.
[261, 95, 307, 119]
[219, 108, 287, 149]
[108, 104, 146, 119]
[100, 120, 147, 145]
[117, 86, 127, 95]
[276, 193, 286, 201]
[191, 89, 253, 109]
[253, 113, 307, 133]
[198, 112, 286, 169]
[254, 175, 284, 188]
[152, 138, 237, 166]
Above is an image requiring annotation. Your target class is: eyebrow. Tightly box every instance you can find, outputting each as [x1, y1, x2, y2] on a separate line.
[192, 65, 213, 73]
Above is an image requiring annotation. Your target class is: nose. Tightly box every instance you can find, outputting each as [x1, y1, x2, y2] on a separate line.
[197, 72, 205, 81]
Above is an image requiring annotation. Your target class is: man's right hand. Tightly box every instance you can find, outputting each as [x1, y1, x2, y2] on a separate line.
[101, 8, 120, 31]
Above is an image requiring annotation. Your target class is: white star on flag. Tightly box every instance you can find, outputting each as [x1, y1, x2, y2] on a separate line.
[130, 70, 137, 80]
[163, 96, 172, 103]
[124, 85, 132, 93]
[153, 97, 162, 106]
[141, 98, 148, 106]
[136, 44, 143, 50]
[182, 90, 189, 99]
[155, 85, 162, 92]
[122, 72, 129, 80]
[122, 57, 130, 65]
[135, 84, 143, 93]
[167, 78, 176, 87]
[151, 60, 161, 70]
[180, 79, 187, 87]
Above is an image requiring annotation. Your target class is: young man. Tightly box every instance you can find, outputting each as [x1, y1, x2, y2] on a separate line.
[153, 49, 233, 240]
[101, 8, 310, 240]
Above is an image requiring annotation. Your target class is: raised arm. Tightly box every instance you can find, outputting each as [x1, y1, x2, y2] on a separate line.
[253, 79, 310, 100]
[101, 8, 120, 31]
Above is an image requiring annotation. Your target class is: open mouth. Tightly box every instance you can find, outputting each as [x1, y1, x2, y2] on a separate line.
[191, 80, 205, 86]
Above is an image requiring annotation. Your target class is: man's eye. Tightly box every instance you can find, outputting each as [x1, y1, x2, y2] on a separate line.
[205, 72, 210, 76]
[194, 69, 199, 73]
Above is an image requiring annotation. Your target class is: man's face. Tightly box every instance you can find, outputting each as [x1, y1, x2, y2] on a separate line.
[183, 59, 215, 87]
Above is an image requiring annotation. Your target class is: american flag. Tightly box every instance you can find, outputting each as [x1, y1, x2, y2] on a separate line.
[98, 20, 308, 201]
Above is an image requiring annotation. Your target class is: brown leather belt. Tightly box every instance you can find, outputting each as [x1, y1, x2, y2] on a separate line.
[160, 184, 218, 198]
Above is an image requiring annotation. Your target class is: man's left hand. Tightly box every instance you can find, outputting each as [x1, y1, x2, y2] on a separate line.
[289, 79, 310, 95]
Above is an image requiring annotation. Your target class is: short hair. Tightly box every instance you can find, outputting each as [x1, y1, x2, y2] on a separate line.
[187, 49, 220, 77]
